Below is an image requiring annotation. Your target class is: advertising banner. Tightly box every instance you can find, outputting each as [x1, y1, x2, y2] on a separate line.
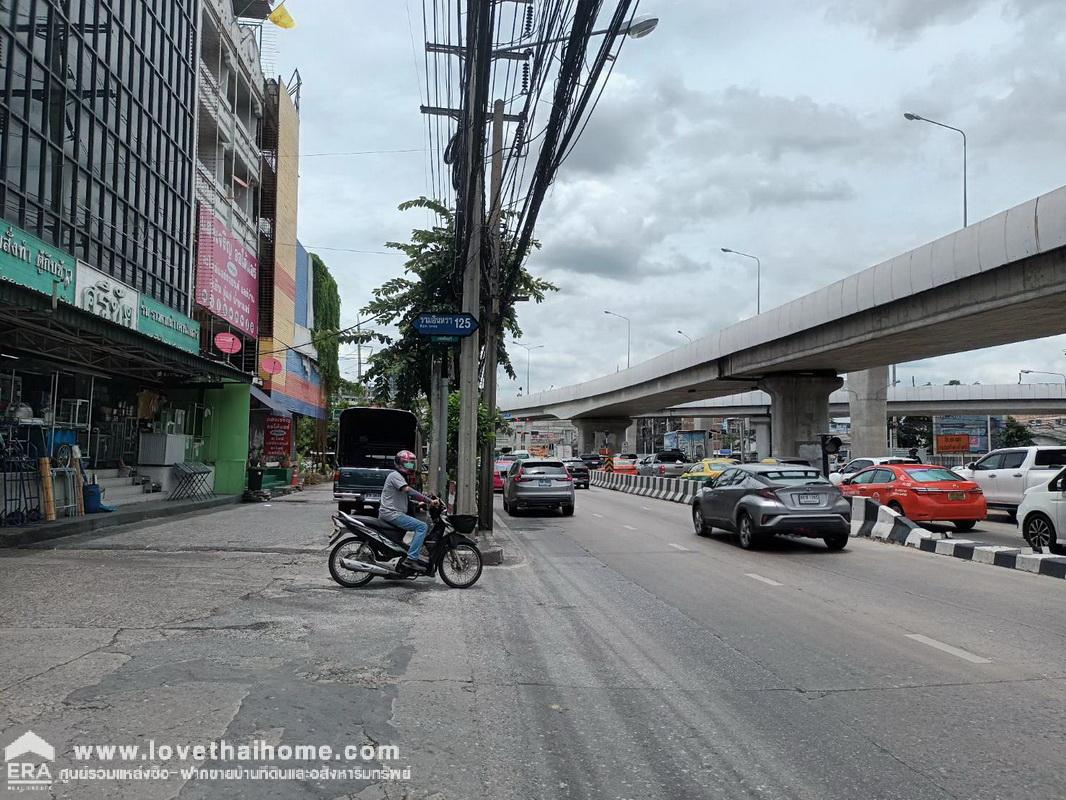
[76, 261, 138, 329]
[196, 208, 258, 337]
[139, 296, 200, 354]
[935, 434, 971, 453]
[262, 415, 292, 458]
[0, 222, 76, 302]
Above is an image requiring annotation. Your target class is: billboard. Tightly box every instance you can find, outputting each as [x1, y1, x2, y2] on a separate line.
[262, 415, 292, 458]
[196, 207, 258, 337]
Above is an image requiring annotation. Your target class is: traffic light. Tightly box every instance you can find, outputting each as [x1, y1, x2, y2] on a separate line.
[819, 434, 843, 476]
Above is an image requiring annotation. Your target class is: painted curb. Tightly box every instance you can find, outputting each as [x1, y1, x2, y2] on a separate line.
[849, 496, 1065, 581]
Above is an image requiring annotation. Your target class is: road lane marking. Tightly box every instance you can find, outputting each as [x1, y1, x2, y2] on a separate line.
[667, 543, 691, 552]
[641, 506, 651, 511]
[744, 573, 783, 587]
[623, 524, 636, 531]
[905, 634, 991, 664]
[592, 513, 604, 518]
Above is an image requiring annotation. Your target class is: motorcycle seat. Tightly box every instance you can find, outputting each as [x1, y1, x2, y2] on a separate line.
[351, 514, 409, 543]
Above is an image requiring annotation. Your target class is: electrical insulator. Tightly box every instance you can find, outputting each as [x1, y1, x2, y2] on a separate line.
[524, 5, 534, 36]
[521, 62, 530, 93]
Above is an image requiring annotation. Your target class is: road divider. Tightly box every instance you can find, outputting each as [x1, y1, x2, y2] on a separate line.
[590, 470, 699, 504]
[850, 496, 1066, 580]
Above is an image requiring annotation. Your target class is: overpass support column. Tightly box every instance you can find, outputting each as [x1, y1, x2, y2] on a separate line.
[572, 418, 632, 455]
[752, 418, 771, 459]
[758, 374, 843, 463]
[847, 367, 889, 457]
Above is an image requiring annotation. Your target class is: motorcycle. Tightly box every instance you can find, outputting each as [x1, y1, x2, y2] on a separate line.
[327, 501, 484, 589]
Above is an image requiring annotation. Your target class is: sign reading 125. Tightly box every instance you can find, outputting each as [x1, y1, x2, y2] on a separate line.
[412, 312, 479, 338]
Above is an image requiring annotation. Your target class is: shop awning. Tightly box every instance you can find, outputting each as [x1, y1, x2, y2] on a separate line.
[0, 282, 249, 386]
[250, 385, 292, 415]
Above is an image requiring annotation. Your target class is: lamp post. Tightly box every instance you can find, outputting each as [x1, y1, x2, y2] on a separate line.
[677, 330, 693, 343]
[1019, 369, 1066, 386]
[491, 15, 658, 55]
[515, 343, 543, 395]
[603, 310, 631, 368]
[903, 112, 967, 227]
[720, 248, 761, 314]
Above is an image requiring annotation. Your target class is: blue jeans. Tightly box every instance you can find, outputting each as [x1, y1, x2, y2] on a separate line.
[385, 512, 429, 559]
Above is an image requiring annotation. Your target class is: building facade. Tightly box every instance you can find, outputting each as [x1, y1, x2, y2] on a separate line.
[0, 1, 251, 520]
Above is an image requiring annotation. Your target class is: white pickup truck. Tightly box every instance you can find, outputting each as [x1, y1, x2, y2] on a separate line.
[954, 446, 1066, 519]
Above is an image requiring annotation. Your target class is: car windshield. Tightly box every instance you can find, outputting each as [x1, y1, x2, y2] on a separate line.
[905, 467, 963, 482]
[761, 469, 827, 485]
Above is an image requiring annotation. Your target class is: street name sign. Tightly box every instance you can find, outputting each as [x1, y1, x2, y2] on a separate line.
[413, 312, 479, 338]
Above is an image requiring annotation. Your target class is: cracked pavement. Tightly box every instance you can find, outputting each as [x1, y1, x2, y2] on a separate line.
[2, 484, 1065, 799]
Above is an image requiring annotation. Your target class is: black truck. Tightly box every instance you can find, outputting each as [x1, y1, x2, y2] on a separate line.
[333, 407, 419, 514]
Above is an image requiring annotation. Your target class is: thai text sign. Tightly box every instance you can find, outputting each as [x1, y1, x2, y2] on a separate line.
[263, 415, 292, 458]
[0, 223, 76, 302]
[196, 208, 258, 337]
[77, 261, 138, 329]
[139, 296, 200, 354]
[936, 434, 972, 453]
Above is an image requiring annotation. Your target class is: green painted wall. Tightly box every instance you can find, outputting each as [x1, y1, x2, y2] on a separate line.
[204, 383, 250, 494]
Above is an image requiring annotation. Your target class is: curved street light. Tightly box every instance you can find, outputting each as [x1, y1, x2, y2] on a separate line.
[1019, 369, 1066, 386]
[720, 248, 761, 314]
[677, 330, 693, 343]
[603, 310, 631, 368]
[904, 112, 967, 227]
[515, 342, 544, 395]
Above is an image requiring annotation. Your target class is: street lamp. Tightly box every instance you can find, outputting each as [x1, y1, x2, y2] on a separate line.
[493, 15, 658, 55]
[903, 112, 968, 227]
[720, 248, 761, 314]
[677, 330, 693, 343]
[1019, 369, 1066, 385]
[515, 343, 543, 394]
[603, 310, 631, 368]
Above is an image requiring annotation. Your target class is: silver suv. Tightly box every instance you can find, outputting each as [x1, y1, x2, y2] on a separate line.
[503, 459, 576, 516]
[637, 450, 690, 477]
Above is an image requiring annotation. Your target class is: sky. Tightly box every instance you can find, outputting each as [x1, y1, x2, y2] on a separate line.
[274, 0, 1066, 399]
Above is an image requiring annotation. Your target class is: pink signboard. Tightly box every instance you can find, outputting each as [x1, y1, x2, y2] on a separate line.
[196, 208, 258, 337]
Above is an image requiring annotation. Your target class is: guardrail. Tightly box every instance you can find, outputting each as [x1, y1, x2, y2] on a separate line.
[590, 470, 699, 504]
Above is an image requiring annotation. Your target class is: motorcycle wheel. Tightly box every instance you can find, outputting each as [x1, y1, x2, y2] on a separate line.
[438, 543, 483, 589]
[329, 540, 377, 588]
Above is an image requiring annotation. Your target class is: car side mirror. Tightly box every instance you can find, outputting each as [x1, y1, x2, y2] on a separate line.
[704, 478, 715, 488]
[966, 462, 976, 470]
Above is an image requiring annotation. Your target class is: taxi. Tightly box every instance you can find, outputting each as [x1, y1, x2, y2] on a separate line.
[680, 458, 740, 481]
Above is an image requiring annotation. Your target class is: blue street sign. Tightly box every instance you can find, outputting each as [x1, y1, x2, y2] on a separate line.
[413, 312, 479, 338]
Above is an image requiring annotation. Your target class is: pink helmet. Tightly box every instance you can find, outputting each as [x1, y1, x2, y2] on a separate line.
[395, 450, 417, 473]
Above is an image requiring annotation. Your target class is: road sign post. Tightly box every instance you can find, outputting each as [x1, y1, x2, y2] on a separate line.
[413, 313, 479, 339]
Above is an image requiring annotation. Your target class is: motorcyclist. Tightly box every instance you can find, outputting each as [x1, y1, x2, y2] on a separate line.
[379, 449, 438, 571]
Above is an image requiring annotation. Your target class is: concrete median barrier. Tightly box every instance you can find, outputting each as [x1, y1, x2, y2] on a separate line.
[590, 470, 699, 505]
[849, 496, 1064, 580]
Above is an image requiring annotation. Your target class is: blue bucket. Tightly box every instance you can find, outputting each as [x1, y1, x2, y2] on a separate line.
[83, 484, 104, 513]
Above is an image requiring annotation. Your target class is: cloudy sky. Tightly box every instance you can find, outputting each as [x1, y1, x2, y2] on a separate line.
[276, 0, 1066, 398]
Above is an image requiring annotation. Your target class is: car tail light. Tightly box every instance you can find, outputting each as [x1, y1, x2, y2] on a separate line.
[756, 488, 778, 500]
[911, 487, 936, 495]
[969, 487, 983, 495]
[658, 464, 666, 476]
[513, 468, 527, 483]
[333, 470, 340, 482]
[562, 472, 573, 482]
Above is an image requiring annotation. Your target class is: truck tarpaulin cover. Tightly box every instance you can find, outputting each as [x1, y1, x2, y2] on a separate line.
[337, 408, 418, 468]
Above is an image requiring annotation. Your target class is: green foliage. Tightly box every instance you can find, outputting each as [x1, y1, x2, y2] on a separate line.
[999, 416, 1034, 447]
[309, 253, 341, 398]
[895, 416, 933, 449]
[361, 197, 556, 408]
[444, 391, 511, 475]
[946, 379, 962, 385]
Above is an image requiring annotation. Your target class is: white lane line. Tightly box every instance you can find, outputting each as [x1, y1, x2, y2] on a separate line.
[592, 513, 604, 518]
[623, 524, 637, 531]
[641, 506, 651, 511]
[667, 543, 691, 552]
[905, 634, 991, 664]
[744, 573, 783, 587]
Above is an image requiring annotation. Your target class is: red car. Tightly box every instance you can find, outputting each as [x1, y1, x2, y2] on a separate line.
[493, 456, 517, 492]
[840, 463, 986, 531]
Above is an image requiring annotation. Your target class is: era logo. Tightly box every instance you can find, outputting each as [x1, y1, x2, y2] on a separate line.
[5, 731, 54, 791]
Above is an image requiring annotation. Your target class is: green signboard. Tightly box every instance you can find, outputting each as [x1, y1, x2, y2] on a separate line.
[0, 223, 76, 302]
[139, 295, 200, 354]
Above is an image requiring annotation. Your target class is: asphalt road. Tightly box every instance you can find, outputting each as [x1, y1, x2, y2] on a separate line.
[2, 485, 1063, 799]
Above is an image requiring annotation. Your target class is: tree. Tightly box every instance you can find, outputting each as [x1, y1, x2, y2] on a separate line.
[946, 379, 962, 385]
[895, 416, 933, 450]
[361, 197, 556, 408]
[1000, 416, 1034, 447]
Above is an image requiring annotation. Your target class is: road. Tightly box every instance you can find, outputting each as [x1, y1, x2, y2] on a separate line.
[1, 484, 1063, 799]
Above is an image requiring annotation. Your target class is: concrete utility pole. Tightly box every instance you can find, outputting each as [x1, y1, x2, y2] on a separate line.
[427, 355, 449, 497]
[477, 99, 506, 530]
[455, 0, 487, 517]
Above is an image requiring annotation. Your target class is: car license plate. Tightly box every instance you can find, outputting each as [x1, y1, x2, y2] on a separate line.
[948, 491, 965, 501]
[538, 479, 551, 487]
[798, 494, 821, 505]
[363, 492, 380, 500]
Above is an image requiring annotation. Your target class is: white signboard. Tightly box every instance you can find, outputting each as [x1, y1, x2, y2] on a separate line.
[76, 261, 139, 329]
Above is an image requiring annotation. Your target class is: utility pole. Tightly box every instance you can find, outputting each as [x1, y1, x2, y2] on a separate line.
[478, 99, 505, 530]
[455, 0, 491, 517]
[427, 355, 450, 497]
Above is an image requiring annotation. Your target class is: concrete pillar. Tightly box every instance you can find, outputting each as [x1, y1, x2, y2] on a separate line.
[752, 418, 771, 460]
[758, 374, 843, 464]
[572, 418, 632, 454]
[847, 366, 889, 457]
